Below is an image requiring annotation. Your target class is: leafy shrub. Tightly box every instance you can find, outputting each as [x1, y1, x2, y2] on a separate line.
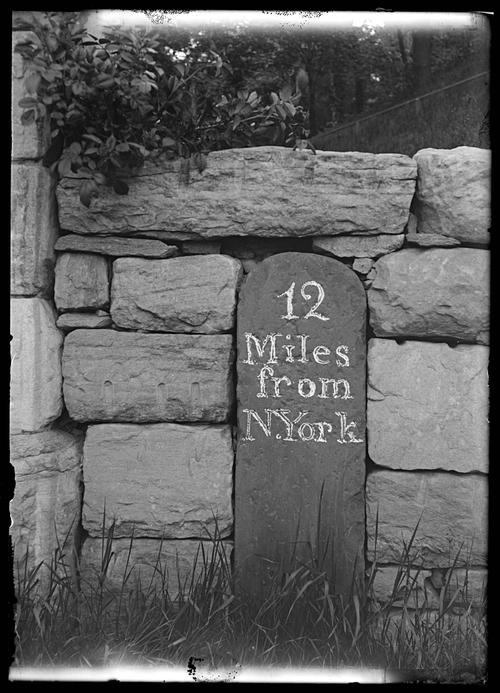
[16, 12, 308, 205]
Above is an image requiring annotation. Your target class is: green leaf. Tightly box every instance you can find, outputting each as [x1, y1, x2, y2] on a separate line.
[18, 97, 38, 109]
[162, 136, 176, 148]
[79, 179, 99, 207]
[20, 109, 36, 125]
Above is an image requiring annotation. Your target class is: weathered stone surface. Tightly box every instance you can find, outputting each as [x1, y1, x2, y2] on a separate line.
[62, 329, 234, 423]
[83, 423, 233, 538]
[413, 147, 490, 244]
[371, 565, 487, 609]
[56, 147, 416, 238]
[55, 234, 178, 258]
[56, 312, 112, 332]
[180, 240, 221, 254]
[11, 163, 58, 296]
[236, 253, 366, 600]
[54, 253, 109, 311]
[80, 538, 232, 597]
[313, 234, 405, 259]
[111, 255, 242, 333]
[367, 339, 489, 473]
[10, 427, 83, 583]
[11, 32, 50, 160]
[352, 258, 374, 275]
[368, 249, 489, 344]
[241, 258, 261, 274]
[406, 232, 461, 248]
[366, 470, 488, 567]
[10, 298, 63, 433]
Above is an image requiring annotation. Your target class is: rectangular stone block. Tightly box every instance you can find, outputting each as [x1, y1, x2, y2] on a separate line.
[413, 147, 490, 244]
[62, 329, 234, 423]
[371, 565, 486, 609]
[12, 31, 50, 160]
[11, 163, 57, 296]
[10, 427, 83, 586]
[54, 253, 109, 311]
[366, 470, 488, 568]
[367, 339, 488, 473]
[111, 255, 242, 333]
[82, 423, 234, 538]
[368, 249, 489, 344]
[10, 297, 63, 432]
[56, 147, 416, 238]
[79, 537, 232, 599]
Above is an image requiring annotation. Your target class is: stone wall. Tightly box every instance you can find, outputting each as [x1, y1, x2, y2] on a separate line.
[10, 35, 489, 609]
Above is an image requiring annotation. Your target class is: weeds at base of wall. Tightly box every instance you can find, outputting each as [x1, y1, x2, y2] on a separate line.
[11, 516, 486, 683]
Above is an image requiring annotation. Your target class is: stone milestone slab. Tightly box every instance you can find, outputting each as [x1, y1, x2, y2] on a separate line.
[111, 255, 242, 333]
[62, 329, 234, 423]
[56, 147, 416, 238]
[55, 234, 178, 258]
[413, 147, 490, 244]
[54, 252, 109, 311]
[368, 248, 490, 344]
[366, 470, 488, 568]
[83, 424, 233, 538]
[368, 339, 489, 473]
[235, 253, 366, 600]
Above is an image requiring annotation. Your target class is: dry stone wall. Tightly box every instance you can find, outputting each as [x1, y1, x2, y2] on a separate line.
[10, 61, 489, 620]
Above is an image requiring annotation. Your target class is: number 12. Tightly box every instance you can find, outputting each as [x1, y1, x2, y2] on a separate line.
[277, 281, 329, 321]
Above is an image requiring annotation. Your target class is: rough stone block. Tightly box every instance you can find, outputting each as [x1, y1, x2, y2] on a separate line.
[79, 537, 232, 598]
[366, 470, 488, 567]
[10, 427, 83, 583]
[367, 339, 488, 473]
[11, 163, 58, 296]
[353, 258, 375, 274]
[11, 31, 50, 160]
[55, 234, 178, 258]
[111, 255, 242, 333]
[82, 423, 234, 538]
[54, 253, 109, 311]
[413, 147, 490, 244]
[313, 234, 405, 259]
[56, 312, 112, 332]
[371, 565, 487, 609]
[368, 248, 489, 344]
[62, 329, 234, 423]
[10, 297, 63, 432]
[56, 147, 416, 238]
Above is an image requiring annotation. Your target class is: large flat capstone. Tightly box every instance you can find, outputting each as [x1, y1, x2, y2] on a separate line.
[111, 255, 242, 333]
[10, 297, 63, 432]
[56, 147, 416, 238]
[82, 423, 234, 538]
[62, 329, 234, 423]
[413, 147, 490, 244]
[368, 248, 489, 344]
[366, 470, 488, 568]
[235, 253, 366, 600]
[367, 339, 489, 473]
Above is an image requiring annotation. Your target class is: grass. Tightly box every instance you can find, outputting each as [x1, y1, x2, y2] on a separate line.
[11, 513, 487, 683]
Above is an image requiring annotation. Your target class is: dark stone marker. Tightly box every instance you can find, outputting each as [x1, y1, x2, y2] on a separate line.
[235, 252, 366, 603]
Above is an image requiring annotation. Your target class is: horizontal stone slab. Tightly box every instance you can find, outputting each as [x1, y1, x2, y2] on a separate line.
[366, 470, 488, 567]
[413, 147, 490, 244]
[180, 240, 221, 254]
[10, 298, 63, 432]
[111, 255, 242, 333]
[368, 248, 489, 344]
[55, 234, 178, 258]
[62, 329, 234, 423]
[80, 537, 232, 598]
[82, 423, 234, 538]
[56, 147, 416, 238]
[313, 234, 405, 258]
[367, 339, 488, 473]
[10, 427, 83, 586]
[371, 565, 486, 609]
[11, 163, 57, 296]
[56, 312, 112, 332]
[54, 252, 109, 311]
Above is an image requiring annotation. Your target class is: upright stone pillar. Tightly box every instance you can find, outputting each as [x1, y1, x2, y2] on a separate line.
[235, 253, 366, 602]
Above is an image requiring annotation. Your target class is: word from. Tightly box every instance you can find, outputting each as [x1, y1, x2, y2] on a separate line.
[242, 408, 363, 444]
[255, 365, 352, 400]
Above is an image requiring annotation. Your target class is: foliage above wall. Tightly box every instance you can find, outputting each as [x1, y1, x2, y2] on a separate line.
[15, 12, 307, 205]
